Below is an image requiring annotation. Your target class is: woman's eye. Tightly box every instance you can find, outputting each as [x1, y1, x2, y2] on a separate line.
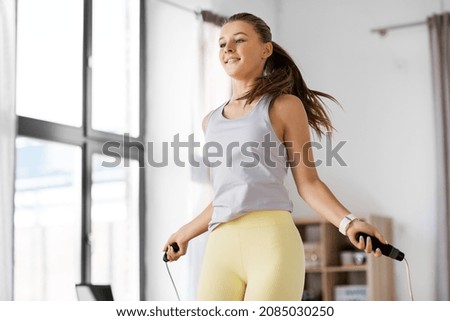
[219, 43, 225, 48]
[236, 39, 245, 43]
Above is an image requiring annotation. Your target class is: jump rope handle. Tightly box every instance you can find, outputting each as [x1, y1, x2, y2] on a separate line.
[355, 232, 404, 261]
[163, 243, 180, 262]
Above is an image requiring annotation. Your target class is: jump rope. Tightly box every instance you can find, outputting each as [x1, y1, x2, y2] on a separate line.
[163, 233, 414, 301]
[163, 243, 181, 301]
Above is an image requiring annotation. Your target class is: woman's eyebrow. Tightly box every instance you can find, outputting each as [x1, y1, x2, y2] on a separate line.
[218, 32, 249, 41]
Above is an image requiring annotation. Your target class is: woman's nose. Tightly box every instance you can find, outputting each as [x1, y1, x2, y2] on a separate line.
[224, 44, 234, 52]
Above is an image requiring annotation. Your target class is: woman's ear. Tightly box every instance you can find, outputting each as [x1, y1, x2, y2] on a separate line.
[262, 41, 273, 59]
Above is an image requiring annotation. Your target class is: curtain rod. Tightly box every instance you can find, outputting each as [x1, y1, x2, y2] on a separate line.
[371, 20, 427, 36]
[156, 0, 200, 15]
[155, 0, 226, 26]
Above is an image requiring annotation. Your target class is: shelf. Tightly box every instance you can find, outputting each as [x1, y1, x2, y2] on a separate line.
[325, 264, 367, 273]
[296, 214, 395, 300]
[305, 267, 323, 273]
[305, 264, 367, 274]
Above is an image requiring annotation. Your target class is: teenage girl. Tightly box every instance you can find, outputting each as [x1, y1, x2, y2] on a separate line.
[163, 12, 387, 301]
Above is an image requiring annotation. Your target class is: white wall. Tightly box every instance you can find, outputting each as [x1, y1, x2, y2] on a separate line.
[209, 0, 278, 35]
[278, 0, 450, 300]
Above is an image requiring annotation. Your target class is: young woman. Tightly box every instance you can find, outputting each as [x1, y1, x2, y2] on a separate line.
[163, 12, 387, 301]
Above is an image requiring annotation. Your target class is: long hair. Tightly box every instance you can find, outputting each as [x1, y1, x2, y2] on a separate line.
[224, 13, 339, 138]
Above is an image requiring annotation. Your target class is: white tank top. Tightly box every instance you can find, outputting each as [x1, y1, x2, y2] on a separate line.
[204, 94, 293, 231]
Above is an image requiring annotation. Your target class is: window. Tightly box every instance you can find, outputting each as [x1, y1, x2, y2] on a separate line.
[90, 154, 140, 299]
[92, 0, 140, 136]
[14, 0, 146, 300]
[16, 0, 83, 127]
[14, 138, 82, 300]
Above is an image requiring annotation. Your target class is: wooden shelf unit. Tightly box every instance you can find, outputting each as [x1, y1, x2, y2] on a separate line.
[294, 214, 395, 301]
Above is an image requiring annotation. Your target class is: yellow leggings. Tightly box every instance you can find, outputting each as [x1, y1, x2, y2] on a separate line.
[197, 210, 305, 301]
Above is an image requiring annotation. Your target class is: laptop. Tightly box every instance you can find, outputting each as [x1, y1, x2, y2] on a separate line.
[75, 284, 114, 301]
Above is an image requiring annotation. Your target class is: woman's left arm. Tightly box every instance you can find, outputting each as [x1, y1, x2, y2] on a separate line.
[272, 94, 386, 255]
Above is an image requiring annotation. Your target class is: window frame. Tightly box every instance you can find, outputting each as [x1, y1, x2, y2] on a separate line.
[15, 0, 147, 300]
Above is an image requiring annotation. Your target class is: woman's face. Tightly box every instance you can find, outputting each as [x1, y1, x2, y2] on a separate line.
[218, 21, 272, 81]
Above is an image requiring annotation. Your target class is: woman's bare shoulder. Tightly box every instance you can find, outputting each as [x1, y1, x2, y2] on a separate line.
[271, 94, 307, 123]
[272, 94, 304, 109]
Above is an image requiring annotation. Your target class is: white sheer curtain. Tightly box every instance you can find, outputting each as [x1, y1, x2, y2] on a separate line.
[429, 12, 450, 301]
[0, 0, 16, 301]
[185, 14, 231, 300]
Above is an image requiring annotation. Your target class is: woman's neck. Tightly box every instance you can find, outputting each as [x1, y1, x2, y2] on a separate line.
[230, 79, 256, 101]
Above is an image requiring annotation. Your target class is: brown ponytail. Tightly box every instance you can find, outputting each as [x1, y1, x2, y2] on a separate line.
[224, 13, 340, 138]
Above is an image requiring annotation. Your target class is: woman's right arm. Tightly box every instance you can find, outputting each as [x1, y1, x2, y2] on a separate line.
[163, 201, 213, 261]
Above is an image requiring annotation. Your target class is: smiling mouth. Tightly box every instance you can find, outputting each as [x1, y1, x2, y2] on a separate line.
[225, 58, 240, 64]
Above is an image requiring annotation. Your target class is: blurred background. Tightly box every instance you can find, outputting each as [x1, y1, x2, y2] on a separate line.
[1, 0, 449, 301]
